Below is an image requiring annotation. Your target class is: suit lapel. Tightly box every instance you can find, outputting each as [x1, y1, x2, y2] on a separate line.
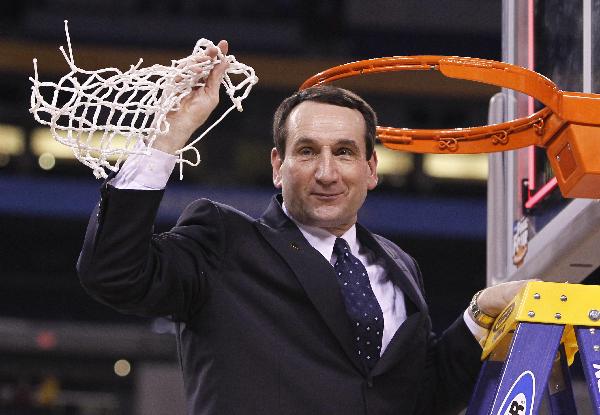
[371, 312, 424, 376]
[357, 225, 425, 313]
[257, 196, 366, 374]
[357, 226, 430, 375]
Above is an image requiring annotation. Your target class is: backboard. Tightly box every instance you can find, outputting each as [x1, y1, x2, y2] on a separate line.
[487, 0, 600, 285]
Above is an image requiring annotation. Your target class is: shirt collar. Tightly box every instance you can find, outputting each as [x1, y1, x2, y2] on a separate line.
[282, 202, 359, 263]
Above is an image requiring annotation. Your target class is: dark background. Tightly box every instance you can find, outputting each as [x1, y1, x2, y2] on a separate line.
[2, 1, 597, 414]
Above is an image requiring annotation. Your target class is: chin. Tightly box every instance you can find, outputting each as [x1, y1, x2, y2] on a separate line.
[311, 206, 341, 220]
[309, 210, 351, 229]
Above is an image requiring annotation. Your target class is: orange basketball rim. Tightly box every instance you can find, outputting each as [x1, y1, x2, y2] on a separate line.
[300, 56, 600, 199]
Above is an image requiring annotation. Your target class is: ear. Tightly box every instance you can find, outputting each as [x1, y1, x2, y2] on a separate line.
[271, 147, 283, 189]
[366, 150, 379, 190]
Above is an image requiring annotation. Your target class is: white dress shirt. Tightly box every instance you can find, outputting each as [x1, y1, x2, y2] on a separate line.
[111, 149, 488, 346]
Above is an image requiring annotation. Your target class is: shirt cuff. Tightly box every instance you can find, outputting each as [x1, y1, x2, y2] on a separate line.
[463, 308, 489, 348]
[111, 147, 178, 190]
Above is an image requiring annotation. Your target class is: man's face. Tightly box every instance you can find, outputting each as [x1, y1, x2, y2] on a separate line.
[271, 101, 378, 236]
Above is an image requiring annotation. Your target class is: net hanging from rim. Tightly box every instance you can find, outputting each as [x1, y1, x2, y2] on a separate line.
[29, 20, 258, 179]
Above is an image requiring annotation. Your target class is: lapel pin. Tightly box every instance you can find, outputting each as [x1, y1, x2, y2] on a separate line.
[290, 242, 300, 250]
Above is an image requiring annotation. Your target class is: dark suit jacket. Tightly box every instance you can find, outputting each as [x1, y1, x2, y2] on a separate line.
[77, 185, 482, 415]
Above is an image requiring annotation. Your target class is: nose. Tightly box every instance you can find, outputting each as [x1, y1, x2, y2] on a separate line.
[315, 151, 339, 185]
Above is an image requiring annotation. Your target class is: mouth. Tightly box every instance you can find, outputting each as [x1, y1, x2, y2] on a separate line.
[311, 192, 343, 201]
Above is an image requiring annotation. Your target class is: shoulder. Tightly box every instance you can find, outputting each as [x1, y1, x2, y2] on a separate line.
[176, 198, 256, 227]
[169, 199, 259, 259]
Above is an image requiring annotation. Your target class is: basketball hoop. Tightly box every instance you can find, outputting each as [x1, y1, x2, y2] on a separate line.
[300, 56, 600, 199]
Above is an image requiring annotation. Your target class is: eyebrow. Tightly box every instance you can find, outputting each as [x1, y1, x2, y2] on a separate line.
[292, 137, 360, 149]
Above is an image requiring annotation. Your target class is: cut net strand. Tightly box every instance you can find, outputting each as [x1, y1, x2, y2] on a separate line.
[30, 20, 258, 179]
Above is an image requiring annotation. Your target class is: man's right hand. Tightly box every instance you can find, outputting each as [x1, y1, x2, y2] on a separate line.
[153, 40, 230, 155]
[477, 279, 534, 317]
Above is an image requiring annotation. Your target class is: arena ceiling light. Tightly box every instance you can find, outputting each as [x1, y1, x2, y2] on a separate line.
[374, 144, 414, 176]
[0, 124, 26, 155]
[30, 127, 129, 161]
[423, 153, 488, 181]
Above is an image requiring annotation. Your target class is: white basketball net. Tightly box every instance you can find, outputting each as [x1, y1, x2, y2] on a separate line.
[29, 21, 258, 179]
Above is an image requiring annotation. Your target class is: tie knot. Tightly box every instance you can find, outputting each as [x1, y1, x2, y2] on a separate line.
[333, 237, 350, 256]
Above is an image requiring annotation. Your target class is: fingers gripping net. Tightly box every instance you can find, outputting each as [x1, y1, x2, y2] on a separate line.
[29, 21, 258, 179]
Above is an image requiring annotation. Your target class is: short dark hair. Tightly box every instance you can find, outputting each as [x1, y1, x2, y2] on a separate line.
[272, 85, 377, 160]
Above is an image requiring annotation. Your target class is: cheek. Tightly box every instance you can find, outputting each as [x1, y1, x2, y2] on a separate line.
[279, 167, 303, 196]
[283, 163, 312, 186]
[341, 163, 370, 184]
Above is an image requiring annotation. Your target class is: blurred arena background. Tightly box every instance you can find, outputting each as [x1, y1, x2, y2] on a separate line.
[1, 1, 596, 414]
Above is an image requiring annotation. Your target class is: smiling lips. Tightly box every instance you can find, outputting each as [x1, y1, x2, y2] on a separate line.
[312, 192, 343, 200]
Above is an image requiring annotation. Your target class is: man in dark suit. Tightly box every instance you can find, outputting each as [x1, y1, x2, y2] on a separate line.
[78, 42, 525, 414]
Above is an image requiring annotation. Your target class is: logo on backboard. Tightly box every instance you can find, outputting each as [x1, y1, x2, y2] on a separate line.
[497, 371, 535, 415]
[512, 217, 529, 267]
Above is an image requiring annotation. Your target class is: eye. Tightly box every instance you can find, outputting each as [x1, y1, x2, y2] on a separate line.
[298, 147, 314, 156]
[336, 147, 354, 157]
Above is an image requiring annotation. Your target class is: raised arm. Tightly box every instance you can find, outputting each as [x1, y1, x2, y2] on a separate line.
[77, 41, 230, 321]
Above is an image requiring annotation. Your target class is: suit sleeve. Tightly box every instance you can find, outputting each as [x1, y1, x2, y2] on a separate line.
[416, 316, 483, 415]
[405, 257, 483, 415]
[77, 183, 226, 321]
